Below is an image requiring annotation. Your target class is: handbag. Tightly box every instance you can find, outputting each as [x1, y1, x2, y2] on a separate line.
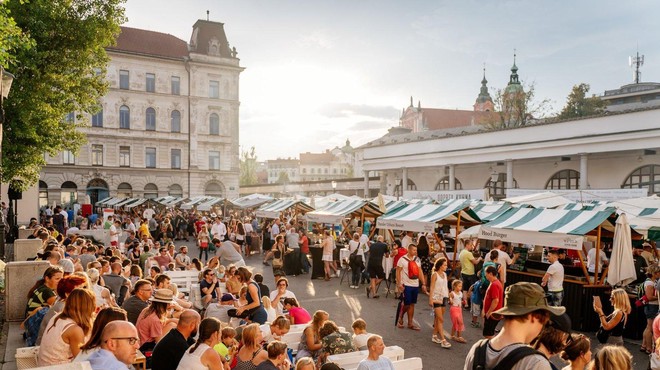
[200, 241, 208, 249]
[650, 351, 660, 370]
[272, 248, 284, 269]
[596, 325, 611, 344]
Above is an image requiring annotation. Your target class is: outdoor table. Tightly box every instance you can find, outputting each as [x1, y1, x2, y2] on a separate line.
[133, 350, 146, 370]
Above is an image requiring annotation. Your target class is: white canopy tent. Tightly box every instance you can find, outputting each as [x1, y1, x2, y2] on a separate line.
[255, 199, 315, 219]
[503, 191, 573, 209]
[305, 199, 383, 225]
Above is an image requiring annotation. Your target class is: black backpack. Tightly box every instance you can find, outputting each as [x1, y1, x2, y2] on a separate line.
[472, 339, 545, 370]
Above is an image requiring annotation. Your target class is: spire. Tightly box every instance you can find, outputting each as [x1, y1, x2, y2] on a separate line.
[509, 49, 520, 85]
[474, 63, 494, 112]
[417, 100, 421, 110]
[409, 96, 413, 107]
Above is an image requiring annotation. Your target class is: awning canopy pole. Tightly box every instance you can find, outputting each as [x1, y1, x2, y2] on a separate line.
[594, 225, 602, 285]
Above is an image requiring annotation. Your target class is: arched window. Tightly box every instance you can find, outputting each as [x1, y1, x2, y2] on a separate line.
[144, 183, 158, 199]
[86, 178, 109, 206]
[61, 181, 78, 205]
[484, 174, 518, 200]
[117, 182, 133, 198]
[622, 165, 660, 195]
[546, 169, 580, 190]
[119, 105, 130, 129]
[171, 110, 181, 133]
[39, 181, 49, 208]
[205, 182, 224, 197]
[145, 107, 156, 131]
[435, 176, 463, 190]
[209, 113, 220, 135]
[394, 179, 417, 196]
[168, 184, 183, 197]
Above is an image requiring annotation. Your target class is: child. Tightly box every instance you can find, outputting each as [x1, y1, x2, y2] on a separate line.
[449, 280, 466, 343]
[213, 326, 238, 363]
[429, 257, 451, 348]
[467, 280, 483, 328]
[351, 318, 372, 350]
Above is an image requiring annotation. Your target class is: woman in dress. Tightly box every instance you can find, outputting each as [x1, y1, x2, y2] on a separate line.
[38, 288, 95, 366]
[417, 234, 433, 289]
[296, 310, 328, 361]
[236, 221, 247, 256]
[176, 317, 225, 370]
[235, 267, 268, 325]
[429, 257, 451, 348]
[233, 323, 268, 370]
[321, 230, 338, 281]
[198, 225, 211, 262]
[75, 307, 128, 362]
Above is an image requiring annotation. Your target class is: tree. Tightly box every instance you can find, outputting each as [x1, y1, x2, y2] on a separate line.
[558, 83, 605, 119]
[239, 146, 258, 185]
[483, 82, 552, 129]
[1, 0, 126, 190]
[0, 6, 33, 67]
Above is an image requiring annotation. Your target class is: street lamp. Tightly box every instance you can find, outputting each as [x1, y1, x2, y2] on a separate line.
[0, 66, 15, 260]
[331, 180, 337, 195]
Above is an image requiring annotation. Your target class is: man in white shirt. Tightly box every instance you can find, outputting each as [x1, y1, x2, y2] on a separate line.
[542, 249, 564, 307]
[484, 239, 519, 284]
[110, 220, 121, 248]
[142, 207, 155, 220]
[587, 243, 608, 274]
[401, 231, 414, 249]
[269, 277, 296, 315]
[211, 218, 227, 241]
[356, 335, 395, 370]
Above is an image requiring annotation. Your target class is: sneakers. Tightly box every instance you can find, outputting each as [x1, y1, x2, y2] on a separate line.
[431, 336, 442, 344]
[350, 285, 357, 289]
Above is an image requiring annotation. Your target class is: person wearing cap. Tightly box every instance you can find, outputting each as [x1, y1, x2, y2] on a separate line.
[642, 241, 657, 265]
[58, 258, 75, 276]
[531, 313, 572, 369]
[464, 282, 566, 370]
[542, 249, 564, 307]
[135, 288, 179, 352]
[151, 309, 200, 370]
[205, 292, 238, 323]
[633, 244, 649, 285]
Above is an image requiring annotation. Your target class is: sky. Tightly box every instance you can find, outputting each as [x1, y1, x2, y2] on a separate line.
[123, 0, 660, 161]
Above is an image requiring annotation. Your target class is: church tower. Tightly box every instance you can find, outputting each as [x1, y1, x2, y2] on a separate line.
[474, 66, 494, 112]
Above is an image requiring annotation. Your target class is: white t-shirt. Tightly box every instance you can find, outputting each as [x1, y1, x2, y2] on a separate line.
[484, 249, 513, 283]
[110, 225, 119, 242]
[142, 208, 155, 220]
[352, 333, 372, 350]
[356, 356, 395, 370]
[546, 261, 564, 292]
[401, 235, 413, 249]
[397, 255, 421, 287]
[587, 248, 608, 273]
[269, 290, 296, 315]
[211, 222, 227, 240]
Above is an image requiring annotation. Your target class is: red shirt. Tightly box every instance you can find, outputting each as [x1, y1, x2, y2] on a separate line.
[483, 279, 503, 315]
[393, 247, 407, 268]
[300, 235, 309, 254]
[195, 220, 206, 233]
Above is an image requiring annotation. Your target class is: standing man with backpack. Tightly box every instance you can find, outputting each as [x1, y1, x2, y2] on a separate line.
[464, 282, 566, 370]
[396, 243, 427, 331]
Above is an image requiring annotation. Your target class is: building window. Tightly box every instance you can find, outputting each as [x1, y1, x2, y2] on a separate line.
[145, 147, 156, 168]
[144, 183, 158, 199]
[622, 165, 660, 195]
[146, 73, 155, 92]
[209, 113, 220, 135]
[62, 150, 75, 165]
[394, 178, 417, 196]
[311, 168, 315, 174]
[302, 168, 306, 174]
[60, 181, 78, 205]
[209, 80, 219, 98]
[39, 181, 48, 208]
[169, 184, 183, 197]
[435, 176, 463, 190]
[171, 110, 181, 133]
[65, 112, 75, 124]
[324, 168, 328, 174]
[145, 107, 156, 131]
[205, 182, 223, 197]
[545, 169, 580, 190]
[119, 146, 130, 167]
[119, 70, 129, 90]
[91, 144, 103, 166]
[171, 76, 180, 95]
[209, 151, 220, 170]
[484, 174, 518, 201]
[171, 149, 181, 169]
[119, 105, 130, 129]
[117, 183, 132, 198]
[92, 109, 103, 127]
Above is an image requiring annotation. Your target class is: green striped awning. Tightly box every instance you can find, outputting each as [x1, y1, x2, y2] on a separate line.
[376, 199, 481, 233]
[256, 199, 315, 219]
[305, 199, 383, 224]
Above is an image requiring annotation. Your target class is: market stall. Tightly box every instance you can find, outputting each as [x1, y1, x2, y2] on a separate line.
[255, 199, 314, 219]
[228, 194, 273, 210]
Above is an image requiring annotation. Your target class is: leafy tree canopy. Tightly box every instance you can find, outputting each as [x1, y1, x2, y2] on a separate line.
[482, 82, 552, 130]
[558, 83, 605, 119]
[2, 0, 126, 190]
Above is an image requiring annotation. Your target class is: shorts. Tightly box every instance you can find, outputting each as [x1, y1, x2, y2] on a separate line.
[483, 316, 500, 337]
[322, 254, 333, 262]
[367, 264, 385, 279]
[402, 286, 419, 305]
[461, 273, 477, 291]
[471, 302, 482, 317]
[645, 304, 659, 319]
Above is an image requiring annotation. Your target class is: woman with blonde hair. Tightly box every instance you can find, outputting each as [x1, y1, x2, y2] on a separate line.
[593, 288, 631, 346]
[86, 268, 116, 308]
[296, 310, 329, 361]
[587, 345, 632, 370]
[233, 323, 268, 370]
[295, 357, 316, 370]
[262, 296, 277, 323]
[198, 224, 211, 262]
[38, 288, 95, 366]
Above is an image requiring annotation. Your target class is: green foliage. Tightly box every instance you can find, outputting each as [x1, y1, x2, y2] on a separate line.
[558, 83, 605, 119]
[483, 82, 552, 129]
[1, 0, 126, 190]
[239, 146, 258, 186]
[0, 6, 33, 68]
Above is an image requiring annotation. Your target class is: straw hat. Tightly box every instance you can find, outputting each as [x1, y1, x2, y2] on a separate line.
[149, 288, 176, 304]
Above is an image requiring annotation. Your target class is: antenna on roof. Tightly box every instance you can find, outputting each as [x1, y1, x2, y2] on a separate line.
[206, 10, 210, 21]
[629, 49, 644, 84]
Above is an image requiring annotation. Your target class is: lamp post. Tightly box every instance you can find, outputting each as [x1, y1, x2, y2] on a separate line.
[1, 66, 15, 260]
[331, 180, 337, 196]
[488, 170, 499, 200]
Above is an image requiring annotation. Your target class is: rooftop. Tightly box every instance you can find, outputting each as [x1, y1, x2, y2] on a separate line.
[108, 26, 189, 59]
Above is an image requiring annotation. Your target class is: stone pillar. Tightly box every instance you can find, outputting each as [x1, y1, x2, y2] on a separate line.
[363, 171, 369, 198]
[402, 167, 408, 197]
[379, 171, 387, 195]
[506, 159, 513, 189]
[448, 165, 456, 191]
[6, 261, 50, 321]
[579, 153, 588, 189]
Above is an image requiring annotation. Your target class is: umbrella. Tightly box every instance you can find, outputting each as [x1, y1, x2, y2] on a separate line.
[607, 213, 636, 287]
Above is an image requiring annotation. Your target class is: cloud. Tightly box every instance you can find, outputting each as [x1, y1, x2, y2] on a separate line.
[348, 120, 393, 131]
[318, 103, 399, 119]
[298, 30, 336, 49]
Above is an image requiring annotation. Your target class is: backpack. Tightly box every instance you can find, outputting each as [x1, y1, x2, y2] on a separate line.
[472, 339, 545, 370]
[404, 257, 420, 280]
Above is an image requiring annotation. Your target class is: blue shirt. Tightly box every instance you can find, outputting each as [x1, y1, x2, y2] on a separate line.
[88, 349, 130, 370]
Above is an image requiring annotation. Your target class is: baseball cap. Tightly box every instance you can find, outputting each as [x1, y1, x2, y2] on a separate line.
[549, 312, 572, 334]
[493, 282, 566, 317]
[221, 293, 236, 302]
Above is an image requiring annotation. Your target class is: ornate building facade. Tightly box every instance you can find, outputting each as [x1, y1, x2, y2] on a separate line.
[39, 20, 243, 206]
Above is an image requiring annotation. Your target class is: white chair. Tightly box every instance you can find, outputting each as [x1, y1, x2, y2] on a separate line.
[190, 283, 203, 310]
[393, 357, 423, 370]
[164, 270, 199, 295]
[328, 345, 404, 369]
[15, 346, 38, 370]
[36, 362, 92, 370]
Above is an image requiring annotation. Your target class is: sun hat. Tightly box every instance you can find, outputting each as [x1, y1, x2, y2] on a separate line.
[211, 213, 217, 218]
[492, 282, 566, 317]
[149, 288, 177, 304]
